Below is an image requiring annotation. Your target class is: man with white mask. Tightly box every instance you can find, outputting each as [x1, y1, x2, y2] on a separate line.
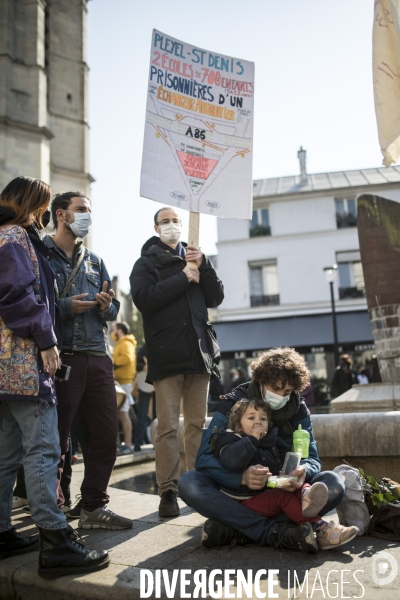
[130, 207, 224, 517]
[43, 192, 133, 530]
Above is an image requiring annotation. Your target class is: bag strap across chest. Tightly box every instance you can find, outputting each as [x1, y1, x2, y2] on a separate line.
[60, 250, 85, 298]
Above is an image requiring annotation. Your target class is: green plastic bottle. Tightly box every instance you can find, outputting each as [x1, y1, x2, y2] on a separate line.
[293, 425, 310, 458]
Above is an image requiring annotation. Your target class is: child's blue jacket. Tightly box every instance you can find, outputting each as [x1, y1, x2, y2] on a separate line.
[195, 384, 322, 490]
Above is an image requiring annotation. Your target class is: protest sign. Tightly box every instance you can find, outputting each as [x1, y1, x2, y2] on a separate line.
[140, 30, 254, 220]
[373, 0, 400, 166]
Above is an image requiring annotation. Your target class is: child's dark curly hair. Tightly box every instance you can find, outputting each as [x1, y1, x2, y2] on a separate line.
[228, 399, 272, 434]
[250, 347, 310, 392]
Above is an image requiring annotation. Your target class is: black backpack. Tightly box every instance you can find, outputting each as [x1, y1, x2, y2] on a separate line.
[368, 504, 400, 541]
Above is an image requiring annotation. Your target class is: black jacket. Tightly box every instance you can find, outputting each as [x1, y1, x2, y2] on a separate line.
[330, 367, 357, 398]
[213, 425, 284, 499]
[136, 344, 147, 373]
[130, 237, 224, 383]
[214, 427, 284, 475]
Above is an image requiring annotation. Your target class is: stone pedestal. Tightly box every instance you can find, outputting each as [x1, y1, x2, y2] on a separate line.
[330, 382, 400, 413]
[312, 411, 400, 481]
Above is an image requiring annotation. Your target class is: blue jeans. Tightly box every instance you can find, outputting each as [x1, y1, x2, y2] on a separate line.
[133, 390, 152, 446]
[0, 400, 67, 531]
[178, 470, 345, 546]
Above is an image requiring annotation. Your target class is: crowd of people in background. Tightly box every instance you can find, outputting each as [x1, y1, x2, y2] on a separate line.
[111, 332, 156, 455]
[219, 352, 378, 413]
[330, 353, 380, 399]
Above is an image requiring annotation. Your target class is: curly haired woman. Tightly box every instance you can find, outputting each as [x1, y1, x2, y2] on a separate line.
[179, 347, 349, 553]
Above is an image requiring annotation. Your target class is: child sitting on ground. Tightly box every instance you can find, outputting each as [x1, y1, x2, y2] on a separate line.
[214, 398, 359, 551]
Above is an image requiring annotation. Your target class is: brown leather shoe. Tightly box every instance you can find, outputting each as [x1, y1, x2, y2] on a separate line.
[158, 490, 180, 518]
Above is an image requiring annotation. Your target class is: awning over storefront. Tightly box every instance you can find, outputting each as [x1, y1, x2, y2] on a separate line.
[213, 310, 373, 355]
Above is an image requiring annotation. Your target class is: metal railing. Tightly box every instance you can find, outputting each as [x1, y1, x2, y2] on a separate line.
[250, 294, 280, 307]
[249, 225, 271, 237]
[336, 214, 357, 228]
[338, 287, 365, 300]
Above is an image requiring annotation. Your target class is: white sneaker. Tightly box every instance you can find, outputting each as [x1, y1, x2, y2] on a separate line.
[12, 496, 28, 509]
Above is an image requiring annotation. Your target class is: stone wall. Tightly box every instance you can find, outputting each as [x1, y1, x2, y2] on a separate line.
[357, 195, 400, 382]
[0, 0, 50, 187]
[311, 411, 400, 480]
[330, 383, 400, 413]
[0, 0, 92, 198]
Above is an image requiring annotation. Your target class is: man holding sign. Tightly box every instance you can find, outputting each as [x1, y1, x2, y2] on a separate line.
[130, 207, 224, 517]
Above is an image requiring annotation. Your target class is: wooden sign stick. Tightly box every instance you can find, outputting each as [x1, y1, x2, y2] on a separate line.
[187, 211, 200, 269]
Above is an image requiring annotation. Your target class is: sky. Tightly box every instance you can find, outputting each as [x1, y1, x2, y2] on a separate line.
[87, 0, 381, 293]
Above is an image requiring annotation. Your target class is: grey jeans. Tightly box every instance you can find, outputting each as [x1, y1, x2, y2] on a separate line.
[0, 400, 67, 531]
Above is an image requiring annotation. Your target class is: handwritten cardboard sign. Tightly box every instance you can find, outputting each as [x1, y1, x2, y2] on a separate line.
[140, 30, 254, 219]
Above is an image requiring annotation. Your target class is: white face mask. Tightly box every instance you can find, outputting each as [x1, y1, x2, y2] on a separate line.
[159, 222, 182, 245]
[263, 389, 291, 410]
[67, 212, 92, 239]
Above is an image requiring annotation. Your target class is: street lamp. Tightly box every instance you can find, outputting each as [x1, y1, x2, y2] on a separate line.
[323, 265, 339, 366]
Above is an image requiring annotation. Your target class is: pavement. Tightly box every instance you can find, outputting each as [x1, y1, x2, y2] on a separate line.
[1, 454, 400, 600]
[111, 445, 155, 468]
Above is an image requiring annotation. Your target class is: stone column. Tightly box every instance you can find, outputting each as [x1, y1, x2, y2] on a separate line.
[331, 194, 400, 412]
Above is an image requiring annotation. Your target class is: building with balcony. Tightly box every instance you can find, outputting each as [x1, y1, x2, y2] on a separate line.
[212, 152, 400, 395]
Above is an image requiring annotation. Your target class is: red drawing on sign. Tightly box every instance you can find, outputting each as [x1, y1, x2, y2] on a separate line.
[176, 151, 218, 180]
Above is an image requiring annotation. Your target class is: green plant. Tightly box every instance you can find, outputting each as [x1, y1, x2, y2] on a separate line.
[359, 469, 400, 510]
[249, 224, 271, 237]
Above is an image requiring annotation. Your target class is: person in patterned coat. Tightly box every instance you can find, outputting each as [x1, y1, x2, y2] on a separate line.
[0, 176, 108, 578]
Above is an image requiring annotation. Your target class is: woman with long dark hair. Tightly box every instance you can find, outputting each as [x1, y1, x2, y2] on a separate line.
[0, 176, 109, 578]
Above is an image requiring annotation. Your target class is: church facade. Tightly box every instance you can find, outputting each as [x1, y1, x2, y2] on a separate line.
[0, 0, 92, 196]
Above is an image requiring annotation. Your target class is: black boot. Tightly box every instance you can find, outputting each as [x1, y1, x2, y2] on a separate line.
[270, 522, 318, 554]
[0, 527, 39, 560]
[37, 527, 109, 579]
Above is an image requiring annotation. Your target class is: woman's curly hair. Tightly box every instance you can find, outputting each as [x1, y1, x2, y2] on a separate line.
[228, 399, 272, 434]
[250, 347, 310, 392]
